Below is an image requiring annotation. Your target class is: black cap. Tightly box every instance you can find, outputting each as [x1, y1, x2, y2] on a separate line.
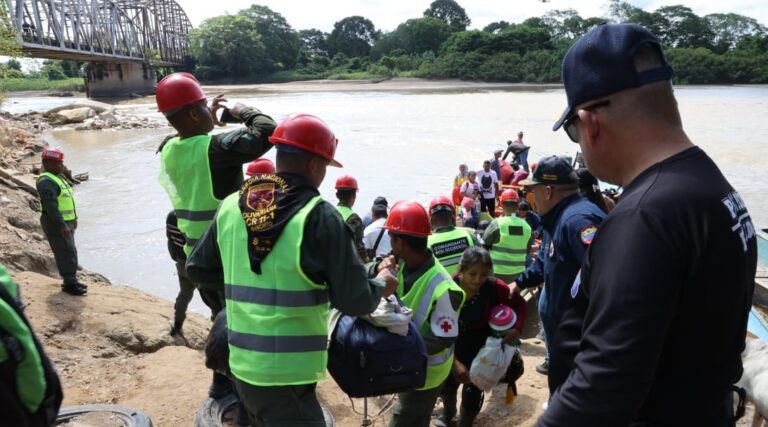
[519, 155, 578, 186]
[552, 23, 673, 131]
[373, 196, 388, 207]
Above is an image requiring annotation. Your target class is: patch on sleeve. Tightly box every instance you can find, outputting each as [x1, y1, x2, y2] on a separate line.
[430, 293, 459, 338]
[579, 225, 597, 245]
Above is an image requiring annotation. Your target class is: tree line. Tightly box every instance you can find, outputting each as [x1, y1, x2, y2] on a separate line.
[187, 0, 768, 85]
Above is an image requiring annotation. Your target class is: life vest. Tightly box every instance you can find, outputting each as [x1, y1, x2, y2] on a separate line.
[397, 259, 465, 390]
[217, 193, 329, 386]
[336, 205, 354, 222]
[428, 227, 475, 274]
[37, 172, 76, 221]
[0, 265, 62, 425]
[159, 135, 221, 255]
[490, 215, 531, 276]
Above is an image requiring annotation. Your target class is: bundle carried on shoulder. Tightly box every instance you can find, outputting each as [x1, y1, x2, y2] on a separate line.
[328, 296, 427, 398]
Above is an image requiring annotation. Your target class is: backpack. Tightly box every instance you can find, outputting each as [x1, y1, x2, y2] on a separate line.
[481, 174, 493, 191]
[328, 313, 427, 398]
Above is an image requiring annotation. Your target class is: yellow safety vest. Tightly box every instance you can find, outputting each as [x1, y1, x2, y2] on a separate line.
[490, 215, 531, 276]
[427, 227, 475, 274]
[397, 259, 465, 390]
[37, 172, 76, 221]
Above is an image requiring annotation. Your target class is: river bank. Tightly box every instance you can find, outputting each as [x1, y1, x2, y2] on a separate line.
[0, 108, 550, 426]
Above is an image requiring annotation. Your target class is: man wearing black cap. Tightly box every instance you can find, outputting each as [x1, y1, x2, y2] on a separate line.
[509, 155, 605, 375]
[539, 24, 756, 426]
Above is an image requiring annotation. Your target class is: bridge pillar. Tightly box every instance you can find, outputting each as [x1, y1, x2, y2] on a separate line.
[84, 62, 156, 98]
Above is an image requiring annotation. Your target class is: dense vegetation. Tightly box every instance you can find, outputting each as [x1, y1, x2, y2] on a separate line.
[187, 0, 768, 84]
[1, 0, 767, 90]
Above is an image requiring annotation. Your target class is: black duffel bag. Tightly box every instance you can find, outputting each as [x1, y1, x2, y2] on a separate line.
[328, 314, 427, 398]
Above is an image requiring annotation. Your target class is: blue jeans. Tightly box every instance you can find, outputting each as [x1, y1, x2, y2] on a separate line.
[517, 150, 529, 172]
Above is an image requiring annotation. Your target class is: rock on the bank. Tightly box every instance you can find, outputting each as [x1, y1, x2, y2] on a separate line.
[51, 107, 95, 125]
[46, 100, 115, 116]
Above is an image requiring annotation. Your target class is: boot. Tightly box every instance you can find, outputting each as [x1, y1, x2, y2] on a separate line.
[61, 282, 87, 296]
[169, 321, 183, 337]
[435, 394, 457, 427]
[208, 372, 233, 399]
[536, 360, 549, 375]
[457, 407, 479, 427]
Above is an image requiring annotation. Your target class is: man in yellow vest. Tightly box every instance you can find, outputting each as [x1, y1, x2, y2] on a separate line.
[36, 148, 85, 296]
[380, 200, 465, 427]
[186, 114, 398, 426]
[155, 72, 277, 398]
[427, 196, 476, 275]
[483, 189, 533, 283]
[335, 174, 368, 262]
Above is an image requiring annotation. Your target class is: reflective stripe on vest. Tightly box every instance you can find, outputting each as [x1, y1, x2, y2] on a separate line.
[490, 216, 531, 276]
[159, 135, 222, 256]
[218, 194, 328, 386]
[397, 259, 465, 390]
[0, 278, 47, 413]
[428, 227, 475, 274]
[336, 205, 353, 222]
[37, 172, 76, 221]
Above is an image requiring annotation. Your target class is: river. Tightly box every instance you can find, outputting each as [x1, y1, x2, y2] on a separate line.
[6, 82, 767, 313]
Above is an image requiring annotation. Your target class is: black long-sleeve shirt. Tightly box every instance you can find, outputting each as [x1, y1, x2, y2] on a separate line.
[186, 199, 385, 316]
[539, 147, 757, 427]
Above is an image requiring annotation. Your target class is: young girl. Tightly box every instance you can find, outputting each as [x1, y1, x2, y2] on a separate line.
[436, 247, 527, 427]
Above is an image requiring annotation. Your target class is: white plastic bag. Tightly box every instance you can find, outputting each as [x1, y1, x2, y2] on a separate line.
[362, 295, 413, 336]
[469, 336, 517, 391]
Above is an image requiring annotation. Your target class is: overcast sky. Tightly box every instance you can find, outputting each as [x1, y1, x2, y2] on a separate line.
[175, 0, 768, 32]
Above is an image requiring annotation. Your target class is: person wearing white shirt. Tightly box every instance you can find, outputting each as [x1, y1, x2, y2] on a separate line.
[476, 160, 500, 215]
[363, 204, 391, 258]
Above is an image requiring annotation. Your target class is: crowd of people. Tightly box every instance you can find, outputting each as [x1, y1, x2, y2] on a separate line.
[2, 23, 758, 427]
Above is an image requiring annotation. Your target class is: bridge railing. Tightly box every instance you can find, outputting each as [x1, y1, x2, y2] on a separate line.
[4, 0, 191, 65]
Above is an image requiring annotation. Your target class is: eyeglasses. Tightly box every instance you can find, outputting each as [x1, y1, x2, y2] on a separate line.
[563, 100, 611, 143]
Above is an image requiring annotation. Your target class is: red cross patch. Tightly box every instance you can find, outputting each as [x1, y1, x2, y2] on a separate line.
[440, 321, 453, 333]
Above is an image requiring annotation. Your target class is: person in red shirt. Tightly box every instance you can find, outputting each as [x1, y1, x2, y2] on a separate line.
[436, 246, 527, 427]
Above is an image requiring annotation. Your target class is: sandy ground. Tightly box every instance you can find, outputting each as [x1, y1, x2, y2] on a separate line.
[13, 269, 548, 427]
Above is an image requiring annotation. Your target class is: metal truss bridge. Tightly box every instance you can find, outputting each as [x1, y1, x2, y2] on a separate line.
[5, 0, 192, 66]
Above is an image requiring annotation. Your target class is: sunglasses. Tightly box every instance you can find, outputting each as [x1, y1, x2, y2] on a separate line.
[563, 100, 611, 143]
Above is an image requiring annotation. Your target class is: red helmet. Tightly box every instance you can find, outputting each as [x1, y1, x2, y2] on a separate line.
[41, 147, 64, 162]
[384, 200, 431, 237]
[335, 174, 359, 190]
[530, 162, 537, 173]
[500, 189, 520, 204]
[245, 158, 276, 176]
[429, 195, 455, 215]
[155, 73, 206, 114]
[268, 114, 341, 167]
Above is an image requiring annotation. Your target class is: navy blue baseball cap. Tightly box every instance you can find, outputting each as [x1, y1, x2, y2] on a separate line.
[519, 155, 578, 186]
[552, 23, 673, 131]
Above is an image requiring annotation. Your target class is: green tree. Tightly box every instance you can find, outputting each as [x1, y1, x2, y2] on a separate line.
[298, 29, 330, 58]
[238, 5, 300, 70]
[423, 0, 471, 32]
[374, 18, 452, 57]
[441, 31, 491, 54]
[328, 16, 378, 58]
[654, 5, 714, 49]
[483, 21, 510, 34]
[705, 13, 766, 53]
[605, 0, 665, 37]
[190, 15, 268, 78]
[491, 24, 553, 55]
[7, 58, 20, 71]
[0, 1, 20, 57]
[41, 60, 67, 80]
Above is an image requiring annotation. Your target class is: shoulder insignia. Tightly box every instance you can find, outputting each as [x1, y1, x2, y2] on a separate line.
[579, 225, 597, 245]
